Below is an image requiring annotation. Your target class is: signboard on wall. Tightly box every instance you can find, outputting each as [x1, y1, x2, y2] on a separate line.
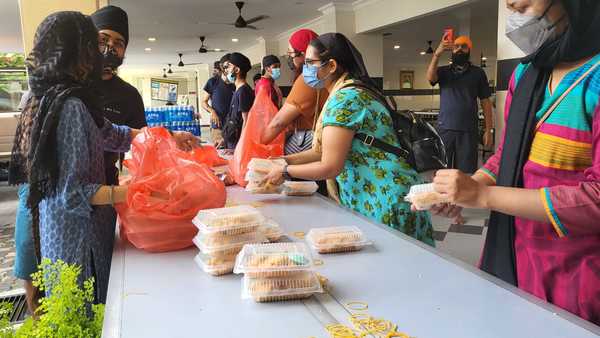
[151, 79, 178, 102]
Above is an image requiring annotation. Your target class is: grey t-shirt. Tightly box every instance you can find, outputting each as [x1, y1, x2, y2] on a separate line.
[432, 64, 491, 132]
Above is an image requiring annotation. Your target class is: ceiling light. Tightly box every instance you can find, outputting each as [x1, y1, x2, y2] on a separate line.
[420, 51, 426, 55]
[232, 38, 239, 42]
[482, 56, 488, 61]
[214, 48, 222, 52]
[144, 48, 152, 52]
[148, 37, 156, 42]
[393, 45, 400, 50]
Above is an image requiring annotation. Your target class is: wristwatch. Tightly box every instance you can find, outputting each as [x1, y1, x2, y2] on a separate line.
[282, 164, 292, 180]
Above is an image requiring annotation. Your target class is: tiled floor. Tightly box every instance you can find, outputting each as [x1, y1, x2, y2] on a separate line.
[0, 178, 490, 294]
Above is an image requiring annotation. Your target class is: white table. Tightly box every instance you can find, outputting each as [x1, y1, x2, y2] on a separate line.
[103, 187, 600, 338]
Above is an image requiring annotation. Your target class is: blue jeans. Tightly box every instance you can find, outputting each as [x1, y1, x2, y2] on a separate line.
[13, 184, 37, 280]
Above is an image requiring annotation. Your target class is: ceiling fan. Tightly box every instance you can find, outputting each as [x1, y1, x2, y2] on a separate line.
[176, 53, 204, 67]
[197, 36, 225, 54]
[198, 1, 269, 30]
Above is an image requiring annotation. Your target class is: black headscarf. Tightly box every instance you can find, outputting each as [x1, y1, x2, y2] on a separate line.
[311, 33, 382, 95]
[91, 5, 129, 45]
[481, 0, 600, 285]
[8, 11, 104, 259]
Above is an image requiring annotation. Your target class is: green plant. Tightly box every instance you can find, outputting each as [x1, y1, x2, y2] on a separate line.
[0, 53, 25, 69]
[0, 259, 104, 338]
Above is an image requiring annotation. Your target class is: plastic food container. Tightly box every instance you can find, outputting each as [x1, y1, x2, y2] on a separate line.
[259, 219, 283, 242]
[193, 232, 266, 256]
[306, 226, 372, 254]
[234, 243, 314, 278]
[404, 183, 449, 211]
[242, 271, 323, 302]
[247, 158, 287, 174]
[194, 253, 236, 276]
[282, 181, 319, 196]
[245, 181, 282, 194]
[245, 170, 267, 183]
[193, 206, 265, 235]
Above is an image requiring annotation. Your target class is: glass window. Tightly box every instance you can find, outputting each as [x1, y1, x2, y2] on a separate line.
[0, 53, 27, 112]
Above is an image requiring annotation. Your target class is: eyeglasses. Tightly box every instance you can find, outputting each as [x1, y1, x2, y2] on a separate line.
[287, 50, 304, 58]
[304, 58, 327, 67]
[98, 34, 125, 52]
[454, 43, 470, 50]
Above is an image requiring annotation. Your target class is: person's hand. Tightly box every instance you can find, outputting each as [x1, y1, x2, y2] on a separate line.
[435, 33, 454, 57]
[483, 129, 494, 148]
[261, 164, 285, 186]
[172, 131, 200, 151]
[430, 203, 465, 225]
[433, 169, 489, 209]
[210, 112, 221, 128]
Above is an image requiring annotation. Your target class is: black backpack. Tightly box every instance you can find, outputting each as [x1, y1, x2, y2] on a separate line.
[222, 111, 243, 147]
[342, 83, 447, 172]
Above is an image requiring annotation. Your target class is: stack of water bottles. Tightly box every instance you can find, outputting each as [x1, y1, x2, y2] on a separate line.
[145, 105, 201, 137]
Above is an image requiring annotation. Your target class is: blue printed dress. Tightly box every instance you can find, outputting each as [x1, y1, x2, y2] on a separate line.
[321, 88, 435, 246]
[39, 98, 132, 303]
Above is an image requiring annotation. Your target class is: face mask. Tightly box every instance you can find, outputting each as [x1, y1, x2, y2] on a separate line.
[101, 47, 123, 72]
[505, 3, 563, 55]
[451, 51, 470, 66]
[302, 62, 330, 89]
[271, 68, 281, 80]
[227, 71, 236, 83]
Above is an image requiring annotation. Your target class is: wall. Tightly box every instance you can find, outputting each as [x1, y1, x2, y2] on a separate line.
[354, 0, 470, 33]
[18, 0, 108, 55]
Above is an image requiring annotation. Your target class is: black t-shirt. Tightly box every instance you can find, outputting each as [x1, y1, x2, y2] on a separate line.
[433, 64, 491, 132]
[97, 75, 147, 184]
[224, 83, 255, 149]
[203, 76, 235, 121]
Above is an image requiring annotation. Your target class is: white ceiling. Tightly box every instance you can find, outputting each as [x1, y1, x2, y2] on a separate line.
[113, 0, 355, 70]
[0, 0, 23, 52]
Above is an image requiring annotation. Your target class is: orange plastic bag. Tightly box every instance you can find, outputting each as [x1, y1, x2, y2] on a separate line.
[229, 88, 285, 186]
[116, 127, 226, 252]
[189, 145, 228, 167]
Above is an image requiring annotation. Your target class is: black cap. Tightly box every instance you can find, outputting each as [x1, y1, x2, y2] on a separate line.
[220, 53, 231, 65]
[91, 5, 129, 45]
[262, 55, 280, 69]
[228, 52, 252, 74]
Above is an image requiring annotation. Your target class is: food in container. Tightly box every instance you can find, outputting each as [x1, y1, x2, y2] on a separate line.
[404, 183, 449, 210]
[306, 226, 372, 254]
[281, 181, 319, 196]
[193, 205, 265, 235]
[234, 242, 314, 278]
[247, 158, 287, 174]
[241, 271, 323, 302]
[194, 253, 236, 276]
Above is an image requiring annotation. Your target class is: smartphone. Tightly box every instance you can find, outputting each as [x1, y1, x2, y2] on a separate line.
[444, 28, 454, 43]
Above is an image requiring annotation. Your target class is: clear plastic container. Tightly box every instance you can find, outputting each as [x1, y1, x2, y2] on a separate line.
[193, 206, 265, 235]
[245, 181, 282, 194]
[247, 158, 287, 174]
[259, 219, 283, 242]
[194, 253, 236, 276]
[234, 242, 314, 278]
[404, 183, 449, 210]
[306, 226, 372, 254]
[244, 170, 267, 183]
[281, 181, 319, 196]
[193, 231, 266, 256]
[242, 272, 323, 302]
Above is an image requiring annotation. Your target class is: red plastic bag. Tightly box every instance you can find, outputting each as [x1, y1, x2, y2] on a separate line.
[189, 145, 228, 167]
[116, 127, 226, 252]
[229, 89, 285, 186]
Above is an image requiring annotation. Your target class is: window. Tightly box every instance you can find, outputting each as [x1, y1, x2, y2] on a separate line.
[0, 53, 27, 112]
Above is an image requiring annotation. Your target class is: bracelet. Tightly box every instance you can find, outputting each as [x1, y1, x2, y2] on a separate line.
[282, 164, 292, 180]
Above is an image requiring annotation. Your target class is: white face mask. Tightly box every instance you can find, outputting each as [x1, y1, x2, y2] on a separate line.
[505, 4, 564, 55]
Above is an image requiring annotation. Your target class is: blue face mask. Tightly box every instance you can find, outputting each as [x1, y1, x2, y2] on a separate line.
[302, 63, 327, 89]
[271, 67, 281, 80]
[227, 71, 236, 83]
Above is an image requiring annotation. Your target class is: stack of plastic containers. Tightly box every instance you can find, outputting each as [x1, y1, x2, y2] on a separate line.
[144, 105, 201, 137]
[305, 226, 372, 254]
[234, 243, 323, 302]
[192, 206, 267, 276]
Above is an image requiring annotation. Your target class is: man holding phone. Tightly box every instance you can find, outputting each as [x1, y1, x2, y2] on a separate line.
[427, 33, 494, 174]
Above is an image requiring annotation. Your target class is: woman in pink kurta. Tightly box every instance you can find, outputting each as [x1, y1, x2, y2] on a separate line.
[427, 0, 600, 324]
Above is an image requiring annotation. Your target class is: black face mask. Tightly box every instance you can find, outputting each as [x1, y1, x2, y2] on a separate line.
[451, 51, 470, 67]
[101, 47, 123, 72]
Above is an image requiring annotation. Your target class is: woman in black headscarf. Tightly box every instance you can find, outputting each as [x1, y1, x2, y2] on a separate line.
[263, 33, 435, 246]
[428, 0, 600, 324]
[9, 11, 197, 304]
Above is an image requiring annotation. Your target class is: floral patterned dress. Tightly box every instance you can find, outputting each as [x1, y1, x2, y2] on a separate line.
[321, 87, 435, 246]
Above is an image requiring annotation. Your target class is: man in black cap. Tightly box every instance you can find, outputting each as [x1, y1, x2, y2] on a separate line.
[202, 55, 235, 148]
[91, 5, 147, 185]
[222, 52, 254, 150]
